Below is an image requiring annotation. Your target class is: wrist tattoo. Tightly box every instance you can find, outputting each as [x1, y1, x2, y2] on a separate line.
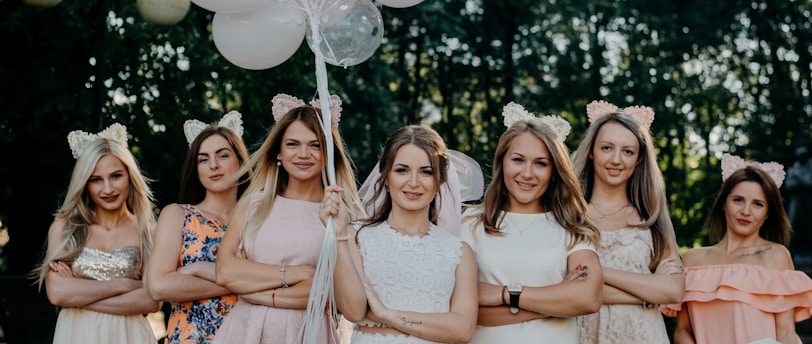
[400, 317, 422, 327]
[739, 246, 772, 257]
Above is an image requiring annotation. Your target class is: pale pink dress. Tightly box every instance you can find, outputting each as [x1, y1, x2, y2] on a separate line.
[214, 196, 335, 344]
[663, 264, 812, 344]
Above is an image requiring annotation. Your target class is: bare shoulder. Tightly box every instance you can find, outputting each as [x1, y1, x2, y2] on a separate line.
[158, 203, 184, 218]
[763, 243, 794, 270]
[682, 246, 713, 267]
[48, 218, 68, 233]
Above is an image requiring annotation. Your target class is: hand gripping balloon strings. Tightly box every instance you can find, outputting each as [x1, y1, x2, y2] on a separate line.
[284, 1, 340, 342]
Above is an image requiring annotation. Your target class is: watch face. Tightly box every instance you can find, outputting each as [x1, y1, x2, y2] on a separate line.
[508, 282, 522, 292]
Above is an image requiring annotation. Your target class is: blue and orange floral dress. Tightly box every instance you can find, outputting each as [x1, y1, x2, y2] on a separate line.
[165, 204, 237, 344]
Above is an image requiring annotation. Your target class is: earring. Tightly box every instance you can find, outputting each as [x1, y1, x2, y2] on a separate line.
[276, 156, 281, 166]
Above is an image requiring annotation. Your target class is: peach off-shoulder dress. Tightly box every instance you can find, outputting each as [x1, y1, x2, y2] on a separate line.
[663, 264, 812, 344]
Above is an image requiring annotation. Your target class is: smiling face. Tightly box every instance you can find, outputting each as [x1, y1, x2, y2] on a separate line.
[724, 181, 768, 239]
[386, 143, 437, 214]
[590, 121, 640, 189]
[278, 120, 323, 184]
[502, 132, 552, 213]
[86, 154, 131, 212]
[197, 134, 241, 194]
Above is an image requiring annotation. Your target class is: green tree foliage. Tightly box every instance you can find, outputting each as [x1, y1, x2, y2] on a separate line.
[1, 0, 810, 276]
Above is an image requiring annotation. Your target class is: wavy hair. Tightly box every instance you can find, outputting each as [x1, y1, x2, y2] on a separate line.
[33, 138, 155, 288]
[361, 125, 449, 232]
[571, 112, 675, 267]
[705, 166, 791, 246]
[472, 119, 599, 249]
[236, 106, 363, 256]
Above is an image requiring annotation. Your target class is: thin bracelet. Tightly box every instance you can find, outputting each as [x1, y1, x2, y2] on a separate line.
[336, 234, 352, 241]
[501, 285, 508, 305]
[280, 264, 289, 288]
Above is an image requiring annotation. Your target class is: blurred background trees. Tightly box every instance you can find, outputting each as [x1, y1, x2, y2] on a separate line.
[0, 0, 810, 340]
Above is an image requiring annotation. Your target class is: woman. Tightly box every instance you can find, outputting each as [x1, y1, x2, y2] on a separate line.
[146, 112, 250, 343]
[33, 123, 159, 343]
[460, 102, 603, 344]
[333, 125, 478, 343]
[572, 100, 684, 343]
[667, 154, 812, 344]
[214, 95, 363, 343]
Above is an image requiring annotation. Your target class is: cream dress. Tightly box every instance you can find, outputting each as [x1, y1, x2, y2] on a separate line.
[52, 246, 155, 344]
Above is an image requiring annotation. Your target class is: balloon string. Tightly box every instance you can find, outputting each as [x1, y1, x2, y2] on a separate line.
[299, 2, 339, 343]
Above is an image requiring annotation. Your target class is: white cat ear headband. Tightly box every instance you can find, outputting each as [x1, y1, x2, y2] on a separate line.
[183, 111, 244, 147]
[271, 93, 342, 127]
[721, 153, 786, 187]
[67, 123, 128, 159]
[502, 102, 571, 141]
[586, 100, 655, 130]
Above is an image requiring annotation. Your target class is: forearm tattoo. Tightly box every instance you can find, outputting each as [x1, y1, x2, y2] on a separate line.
[400, 317, 423, 327]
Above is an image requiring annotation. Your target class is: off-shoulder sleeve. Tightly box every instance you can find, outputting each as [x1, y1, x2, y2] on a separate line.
[662, 264, 812, 321]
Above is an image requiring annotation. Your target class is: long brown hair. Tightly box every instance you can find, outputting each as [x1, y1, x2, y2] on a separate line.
[179, 126, 251, 204]
[361, 125, 449, 231]
[704, 166, 791, 246]
[572, 112, 675, 267]
[473, 119, 599, 249]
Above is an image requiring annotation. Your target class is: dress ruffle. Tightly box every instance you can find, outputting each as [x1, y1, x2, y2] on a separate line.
[662, 264, 812, 321]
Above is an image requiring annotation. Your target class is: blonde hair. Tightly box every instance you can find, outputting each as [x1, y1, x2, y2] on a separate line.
[571, 112, 675, 267]
[237, 106, 363, 256]
[471, 119, 599, 249]
[33, 138, 155, 288]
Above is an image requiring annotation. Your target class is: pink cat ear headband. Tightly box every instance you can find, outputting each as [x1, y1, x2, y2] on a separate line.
[67, 123, 128, 159]
[502, 102, 572, 141]
[721, 153, 786, 187]
[271, 93, 342, 127]
[183, 111, 244, 147]
[586, 100, 655, 130]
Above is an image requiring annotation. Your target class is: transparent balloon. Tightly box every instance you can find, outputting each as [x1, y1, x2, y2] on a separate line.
[212, 3, 307, 70]
[377, 0, 423, 8]
[306, 0, 384, 67]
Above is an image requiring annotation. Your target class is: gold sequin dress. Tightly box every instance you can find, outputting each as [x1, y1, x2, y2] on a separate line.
[52, 246, 155, 344]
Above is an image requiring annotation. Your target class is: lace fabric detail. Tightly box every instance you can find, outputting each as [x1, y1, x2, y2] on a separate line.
[577, 227, 669, 344]
[355, 222, 462, 328]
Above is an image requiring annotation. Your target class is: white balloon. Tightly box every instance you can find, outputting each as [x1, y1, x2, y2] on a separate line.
[377, 0, 423, 8]
[212, 3, 307, 70]
[137, 0, 190, 26]
[306, 0, 384, 67]
[191, 0, 266, 13]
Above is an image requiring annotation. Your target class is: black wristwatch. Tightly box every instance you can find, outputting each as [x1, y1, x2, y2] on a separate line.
[508, 282, 523, 314]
